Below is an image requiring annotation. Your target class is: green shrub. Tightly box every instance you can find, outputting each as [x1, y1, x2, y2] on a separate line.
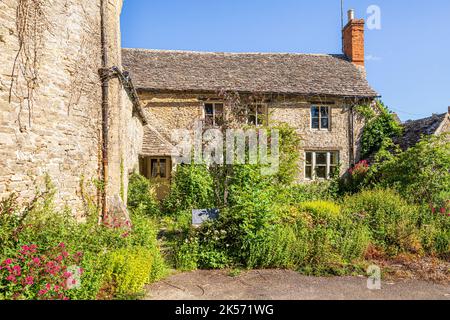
[127, 173, 160, 216]
[103, 247, 158, 297]
[377, 134, 450, 207]
[342, 189, 420, 255]
[298, 201, 341, 222]
[163, 164, 215, 214]
[359, 101, 403, 159]
[0, 184, 166, 300]
[417, 205, 450, 257]
[174, 236, 199, 271]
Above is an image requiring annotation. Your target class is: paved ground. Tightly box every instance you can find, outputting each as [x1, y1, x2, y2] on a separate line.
[146, 269, 450, 300]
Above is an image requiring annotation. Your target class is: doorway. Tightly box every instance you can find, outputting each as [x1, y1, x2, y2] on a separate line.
[139, 156, 172, 200]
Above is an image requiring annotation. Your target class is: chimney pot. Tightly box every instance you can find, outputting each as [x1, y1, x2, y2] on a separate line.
[343, 10, 365, 67]
[348, 9, 355, 22]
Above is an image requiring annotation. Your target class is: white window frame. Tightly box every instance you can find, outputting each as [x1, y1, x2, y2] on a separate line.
[203, 102, 224, 127]
[304, 151, 339, 180]
[246, 103, 268, 126]
[310, 105, 331, 130]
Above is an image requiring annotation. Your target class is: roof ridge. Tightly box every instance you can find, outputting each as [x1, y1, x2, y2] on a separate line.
[122, 47, 344, 57]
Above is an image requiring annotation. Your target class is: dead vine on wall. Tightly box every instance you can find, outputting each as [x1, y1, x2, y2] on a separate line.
[9, 0, 51, 132]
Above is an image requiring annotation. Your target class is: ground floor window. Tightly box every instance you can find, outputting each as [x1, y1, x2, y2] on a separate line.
[305, 151, 339, 180]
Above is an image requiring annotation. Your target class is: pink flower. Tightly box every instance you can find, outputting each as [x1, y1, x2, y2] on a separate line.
[58, 243, 65, 249]
[62, 251, 69, 258]
[54, 285, 60, 292]
[32, 257, 41, 265]
[56, 255, 63, 262]
[6, 275, 16, 282]
[21, 245, 30, 251]
[12, 265, 21, 276]
[38, 289, 48, 296]
[45, 283, 51, 290]
[3, 258, 12, 265]
[25, 276, 34, 285]
[440, 207, 446, 214]
[63, 271, 72, 278]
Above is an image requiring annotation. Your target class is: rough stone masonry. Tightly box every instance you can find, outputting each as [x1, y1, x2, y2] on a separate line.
[0, 0, 144, 215]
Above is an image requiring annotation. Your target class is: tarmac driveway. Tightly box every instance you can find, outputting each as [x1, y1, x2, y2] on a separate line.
[145, 269, 450, 300]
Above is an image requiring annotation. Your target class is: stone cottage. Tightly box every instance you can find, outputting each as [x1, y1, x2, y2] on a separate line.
[122, 10, 378, 196]
[395, 107, 450, 151]
[0, 0, 145, 215]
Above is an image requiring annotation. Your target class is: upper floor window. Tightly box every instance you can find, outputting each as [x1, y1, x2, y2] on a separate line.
[305, 151, 339, 180]
[311, 106, 330, 130]
[247, 103, 267, 126]
[204, 103, 224, 127]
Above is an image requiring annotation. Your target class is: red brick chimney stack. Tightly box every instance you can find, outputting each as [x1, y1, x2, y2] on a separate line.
[343, 9, 365, 67]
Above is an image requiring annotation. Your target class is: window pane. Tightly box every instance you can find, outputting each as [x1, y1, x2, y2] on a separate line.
[205, 104, 214, 115]
[214, 104, 224, 126]
[316, 166, 327, 179]
[311, 106, 320, 117]
[320, 107, 329, 117]
[330, 152, 339, 165]
[159, 159, 167, 178]
[205, 115, 214, 126]
[311, 117, 319, 129]
[321, 117, 329, 129]
[316, 152, 327, 165]
[306, 152, 312, 165]
[151, 159, 158, 178]
[248, 115, 256, 125]
[305, 166, 312, 180]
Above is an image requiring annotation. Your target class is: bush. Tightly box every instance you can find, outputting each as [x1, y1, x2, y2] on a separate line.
[417, 205, 450, 257]
[342, 189, 421, 255]
[298, 201, 341, 222]
[0, 186, 166, 300]
[377, 134, 450, 207]
[359, 101, 403, 159]
[0, 243, 82, 300]
[127, 173, 160, 216]
[163, 164, 215, 214]
[103, 246, 164, 298]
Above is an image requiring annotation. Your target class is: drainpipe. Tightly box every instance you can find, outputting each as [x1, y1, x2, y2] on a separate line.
[348, 104, 355, 167]
[100, 0, 109, 221]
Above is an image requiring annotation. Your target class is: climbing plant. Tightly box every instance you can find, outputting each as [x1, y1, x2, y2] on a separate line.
[358, 101, 403, 159]
[9, 0, 51, 131]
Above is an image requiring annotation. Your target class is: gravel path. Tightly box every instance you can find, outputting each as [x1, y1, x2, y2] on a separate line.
[146, 269, 450, 300]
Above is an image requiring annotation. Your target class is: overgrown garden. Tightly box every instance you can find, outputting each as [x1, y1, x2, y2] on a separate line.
[1, 102, 449, 299]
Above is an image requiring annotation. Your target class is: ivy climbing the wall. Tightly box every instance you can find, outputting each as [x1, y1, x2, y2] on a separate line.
[357, 101, 403, 159]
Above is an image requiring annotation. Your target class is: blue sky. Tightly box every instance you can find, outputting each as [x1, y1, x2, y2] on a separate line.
[121, 0, 450, 121]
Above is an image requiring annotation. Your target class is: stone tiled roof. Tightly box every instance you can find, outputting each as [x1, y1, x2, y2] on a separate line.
[122, 48, 378, 97]
[140, 110, 176, 157]
[396, 113, 448, 150]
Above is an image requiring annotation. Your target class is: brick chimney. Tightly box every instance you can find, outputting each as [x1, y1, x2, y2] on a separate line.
[343, 9, 365, 67]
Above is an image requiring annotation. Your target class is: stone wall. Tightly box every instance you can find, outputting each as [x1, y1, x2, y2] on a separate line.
[0, 0, 143, 213]
[139, 92, 366, 180]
